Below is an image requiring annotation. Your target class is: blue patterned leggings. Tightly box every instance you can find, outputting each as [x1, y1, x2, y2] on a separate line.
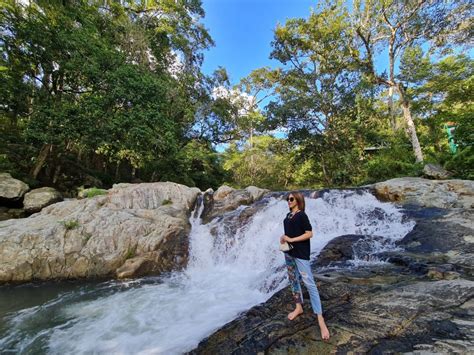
[284, 253, 323, 315]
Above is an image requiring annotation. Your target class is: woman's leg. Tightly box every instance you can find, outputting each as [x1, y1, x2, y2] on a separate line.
[294, 258, 322, 314]
[294, 258, 330, 340]
[284, 253, 304, 320]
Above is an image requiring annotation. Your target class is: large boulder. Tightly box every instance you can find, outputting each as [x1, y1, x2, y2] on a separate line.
[23, 187, 63, 213]
[374, 177, 474, 209]
[314, 234, 386, 267]
[201, 185, 269, 223]
[0, 182, 201, 283]
[0, 172, 29, 203]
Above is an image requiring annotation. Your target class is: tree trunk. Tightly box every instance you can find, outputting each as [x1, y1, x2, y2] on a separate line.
[53, 164, 62, 184]
[115, 161, 121, 181]
[30, 143, 52, 179]
[320, 154, 331, 186]
[397, 85, 424, 163]
[388, 86, 397, 131]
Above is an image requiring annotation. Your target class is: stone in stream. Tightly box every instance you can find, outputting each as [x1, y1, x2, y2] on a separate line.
[201, 185, 269, 223]
[314, 234, 386, 267]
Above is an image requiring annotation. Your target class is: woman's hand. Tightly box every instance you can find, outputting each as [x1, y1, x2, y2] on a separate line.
[281, 235, 293, 243]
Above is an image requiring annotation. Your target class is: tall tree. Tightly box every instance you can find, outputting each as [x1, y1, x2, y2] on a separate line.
[0, 0, 221, 189]
[264, 4, 366, 185]
[351, 0, 472, 162]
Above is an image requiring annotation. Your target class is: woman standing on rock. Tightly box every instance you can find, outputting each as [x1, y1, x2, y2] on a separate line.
[280, 192, 330, 340]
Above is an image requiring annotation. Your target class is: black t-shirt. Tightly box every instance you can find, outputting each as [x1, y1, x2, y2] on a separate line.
[283, 210, 313, 260]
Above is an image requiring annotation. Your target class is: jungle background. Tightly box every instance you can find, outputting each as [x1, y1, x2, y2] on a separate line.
[1, 0, 472, 195]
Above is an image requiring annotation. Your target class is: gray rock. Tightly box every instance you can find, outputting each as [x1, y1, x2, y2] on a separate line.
[375, 177, 474, 209]
[423, 163, 451, 179]
[201, 185, 269, 223]
[0, 173, 29, 201]
[0, 182, 200, 283]
[245, 186, 269, 201]
[23, 187, 63, 213]
[214, 185, 235, 200]
[314, 234, 385, 267]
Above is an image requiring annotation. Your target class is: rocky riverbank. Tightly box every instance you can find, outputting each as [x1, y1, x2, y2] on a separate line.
[0, 175, 472, 352]
[0, 181, 268, 284]
[190, 201, 474, 353]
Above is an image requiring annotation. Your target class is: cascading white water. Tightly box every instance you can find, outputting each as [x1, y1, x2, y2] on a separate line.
[0, 191, 415, 354]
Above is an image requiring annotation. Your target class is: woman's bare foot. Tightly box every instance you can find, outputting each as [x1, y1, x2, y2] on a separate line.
[317, 314, 330, 340]
[288, 305, 303, 320]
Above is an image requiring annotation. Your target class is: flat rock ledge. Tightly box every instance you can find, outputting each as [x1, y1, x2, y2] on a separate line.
[0, 182, 200, 284]
[374, 177, 473, 209]
[190, 205, 474, 354]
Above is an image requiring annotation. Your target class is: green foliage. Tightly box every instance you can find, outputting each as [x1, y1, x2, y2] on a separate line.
[222, 136, 297, 190]
[0, 0, 471, 193]
[0, 0, 226, 192]
[365, 154, 422, 183]
[61, 220, 80, 230]
[445, 147, 474, 180]
[152, 139, 227, 190]
[83, 187, 108, 198]
[399, 47, 432, 85]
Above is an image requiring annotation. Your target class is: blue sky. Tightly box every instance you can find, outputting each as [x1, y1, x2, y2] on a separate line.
[199, 1, 473, 85]
[201, 0, 317, 83]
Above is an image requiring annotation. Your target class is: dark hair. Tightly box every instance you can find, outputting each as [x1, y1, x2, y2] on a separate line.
[287, 191, 305, 212]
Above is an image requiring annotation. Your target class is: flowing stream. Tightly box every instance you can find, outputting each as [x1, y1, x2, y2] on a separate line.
[0, 190, 415, 354]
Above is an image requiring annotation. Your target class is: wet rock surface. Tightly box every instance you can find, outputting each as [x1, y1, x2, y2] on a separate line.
[190, 204, 474, 354]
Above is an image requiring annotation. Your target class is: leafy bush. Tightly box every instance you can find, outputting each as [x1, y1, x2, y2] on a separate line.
[444, 146, 474, 179]
[84, 187, 108, 198]
[365, 155, 422, 182]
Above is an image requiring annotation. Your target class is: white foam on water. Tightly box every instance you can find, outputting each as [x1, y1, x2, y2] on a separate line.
[1, 191, 415, 354]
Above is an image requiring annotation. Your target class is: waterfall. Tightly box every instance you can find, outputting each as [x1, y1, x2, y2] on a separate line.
[0, 190, 414, 354]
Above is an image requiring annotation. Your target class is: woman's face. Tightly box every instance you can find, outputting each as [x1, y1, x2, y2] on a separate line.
[287, 194, 297, 209]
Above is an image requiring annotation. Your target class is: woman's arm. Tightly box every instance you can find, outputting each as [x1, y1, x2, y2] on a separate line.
[284, 231, 313, 243]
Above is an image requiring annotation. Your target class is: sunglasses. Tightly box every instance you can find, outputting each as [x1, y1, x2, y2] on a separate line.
[286, 197, 295, 202]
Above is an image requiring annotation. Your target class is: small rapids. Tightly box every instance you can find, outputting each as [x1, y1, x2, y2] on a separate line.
[0, 190, 414, 354]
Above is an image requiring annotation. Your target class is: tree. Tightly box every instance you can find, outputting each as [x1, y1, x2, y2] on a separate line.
[222, 136, 297, 190]
[0, 0, 221, 189]
[262, 3, 367, 186]
[351, 0, 472, 162]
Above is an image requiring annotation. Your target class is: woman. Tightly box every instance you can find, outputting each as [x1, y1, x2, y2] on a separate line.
[280, 192, 330, 340]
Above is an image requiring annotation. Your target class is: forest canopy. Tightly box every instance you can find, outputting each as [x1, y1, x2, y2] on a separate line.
[0, 0, 472, 193]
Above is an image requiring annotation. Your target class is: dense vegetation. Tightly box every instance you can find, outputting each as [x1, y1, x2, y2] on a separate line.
[1, 0, 472, 194]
